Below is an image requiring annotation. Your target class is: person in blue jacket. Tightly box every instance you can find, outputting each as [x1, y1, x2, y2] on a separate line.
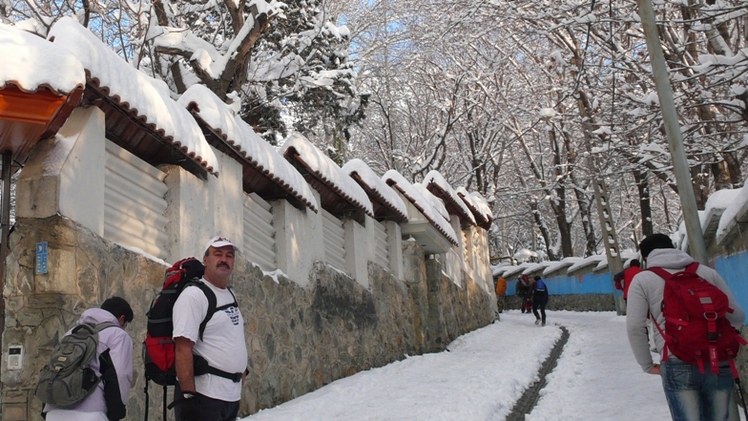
[532, 276, 549, 326]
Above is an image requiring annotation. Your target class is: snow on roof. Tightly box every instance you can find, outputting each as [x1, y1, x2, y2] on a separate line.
[0, 23, 85, 95]
[342, 159, 408, 222]
[47, 17, 219, 175]
[491, 264, 511, 277]
[566, 254, 603, 274]
[280, 133, 373, 217]
[542, 258, 584, 277]
[593, 255, 609, 272]
[456, 187, 493, 225]
[413, 183, 450, 221]
[177, 84, 318, 211]
[423, 171, 476, 225]
[699, 188, 739, 240]
[383, 170, 458, 245]
[500, 263, 535, 279]
[706, 187, 740, 213]
[716, 182, 748, 243]
[523, 262, 548, 276]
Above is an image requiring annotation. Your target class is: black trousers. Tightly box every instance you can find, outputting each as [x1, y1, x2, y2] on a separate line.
[175, 384, 240, 421]
[532, 294, 548, 323]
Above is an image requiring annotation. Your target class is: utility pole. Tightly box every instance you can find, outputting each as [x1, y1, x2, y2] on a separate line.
[637, 2, 736, 418]
[636, 0, 707, 264]
[593, 179, 623, 315]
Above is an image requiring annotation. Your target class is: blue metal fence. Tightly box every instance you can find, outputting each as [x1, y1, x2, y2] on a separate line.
[508, 271, 616, 296]
[714, 251, 748, 313]
[502, 253, 748, 312]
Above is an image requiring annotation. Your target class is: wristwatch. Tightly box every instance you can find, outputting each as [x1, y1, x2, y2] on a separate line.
[183, 392, 196, 399]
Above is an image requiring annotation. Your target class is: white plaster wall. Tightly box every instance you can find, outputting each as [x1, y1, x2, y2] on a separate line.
[344, 218, 369, 288]
[208, 151, 244, 253]
[472, 227, 493, 293]
[16, 106, 105, 236]
[449, 218, 467, 285]
[16, 106, 495, 292]
[163, 165, 212, 262]
[273, 191, 324, 287]
[383, 220, 404, 279]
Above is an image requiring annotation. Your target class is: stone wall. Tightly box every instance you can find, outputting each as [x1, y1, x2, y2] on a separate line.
[1, 216, 496, 420]
[504, 293, 616, 313]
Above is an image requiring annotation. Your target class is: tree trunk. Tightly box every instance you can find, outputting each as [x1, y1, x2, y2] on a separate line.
[633, 170, 653, 237]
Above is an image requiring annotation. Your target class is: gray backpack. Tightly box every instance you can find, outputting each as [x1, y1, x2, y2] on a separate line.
[34, 321, 118, 408]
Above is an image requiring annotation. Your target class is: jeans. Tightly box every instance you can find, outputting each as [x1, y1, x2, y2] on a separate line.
[661, 356, 734, 421]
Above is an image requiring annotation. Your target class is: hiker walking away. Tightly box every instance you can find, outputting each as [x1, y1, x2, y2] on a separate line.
[495, 277, 507, 314]
[531, 276, 549, 326]
[171, 236, 249, 421]
[44, 297, 134, 421]
[620, 259, 642, 302]
[626, 233, 745, 421]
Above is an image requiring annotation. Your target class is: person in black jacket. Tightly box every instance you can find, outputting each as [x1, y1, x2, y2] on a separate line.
[516, 275, 533, 313]
[532, 276, 549, 326]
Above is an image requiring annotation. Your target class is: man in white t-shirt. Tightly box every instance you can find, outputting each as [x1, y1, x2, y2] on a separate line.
[172, 236, 248, 421]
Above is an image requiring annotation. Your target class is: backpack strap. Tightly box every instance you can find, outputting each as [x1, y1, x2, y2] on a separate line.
[685, 262, 700, 273]
[215, 288, 238, 313]
[193, 355, 244, 383]
[185, 283, 243, 382]
[93, 321, 120, 334]
[649, 262, 700, 278]
[646, 266, 673, 281]
[647, 266, 678, 364]
[186, 282, 216, 341]
[187, 282, 238, 341]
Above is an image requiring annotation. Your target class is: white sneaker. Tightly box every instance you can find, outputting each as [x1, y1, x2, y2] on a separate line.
[535, 319, 540, 325]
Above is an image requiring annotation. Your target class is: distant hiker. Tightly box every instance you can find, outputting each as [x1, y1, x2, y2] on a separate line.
[613, 271, 625, 294]
[516, 275, 533, 313]
[626, 233, 745, 421]
[171, 236, 249, 421]
[531, 276, 549, 326]
[42, 297, 134, 421]
[495, 277, 507, 313]
[616, 259, 642, 302]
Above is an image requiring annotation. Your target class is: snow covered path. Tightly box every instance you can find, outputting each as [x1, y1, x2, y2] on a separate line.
[241, 311, 672, 421]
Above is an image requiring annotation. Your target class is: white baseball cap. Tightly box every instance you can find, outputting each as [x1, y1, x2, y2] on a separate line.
[204, 236, 239, 255]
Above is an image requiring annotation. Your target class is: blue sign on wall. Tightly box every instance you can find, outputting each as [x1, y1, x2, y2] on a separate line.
[35, 242, 48, 274]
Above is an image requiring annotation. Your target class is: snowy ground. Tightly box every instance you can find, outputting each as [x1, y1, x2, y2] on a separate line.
[240, 311, 679, 421]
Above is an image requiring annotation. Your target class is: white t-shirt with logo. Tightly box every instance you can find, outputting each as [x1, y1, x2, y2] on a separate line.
[172, 279, 247, 402]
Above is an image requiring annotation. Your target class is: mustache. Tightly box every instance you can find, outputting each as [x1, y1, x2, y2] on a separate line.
[217, 262, 230, 269]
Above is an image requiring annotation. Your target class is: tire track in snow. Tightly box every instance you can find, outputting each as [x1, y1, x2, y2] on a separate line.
[506, 325, 570, 421]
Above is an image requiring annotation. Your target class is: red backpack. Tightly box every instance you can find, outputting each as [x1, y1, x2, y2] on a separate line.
[143, 257, 238, 420]
[144, 257, 207, 386]
[649, 263, 746, 375]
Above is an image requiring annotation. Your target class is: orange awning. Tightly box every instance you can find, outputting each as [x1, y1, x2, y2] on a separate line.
[0, 84, 82, 164]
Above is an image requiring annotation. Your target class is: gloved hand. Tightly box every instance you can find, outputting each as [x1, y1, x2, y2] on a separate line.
[171, 391, 200, 421]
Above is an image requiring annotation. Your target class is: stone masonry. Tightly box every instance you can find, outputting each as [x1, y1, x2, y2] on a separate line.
[1, 216, 496, 420]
